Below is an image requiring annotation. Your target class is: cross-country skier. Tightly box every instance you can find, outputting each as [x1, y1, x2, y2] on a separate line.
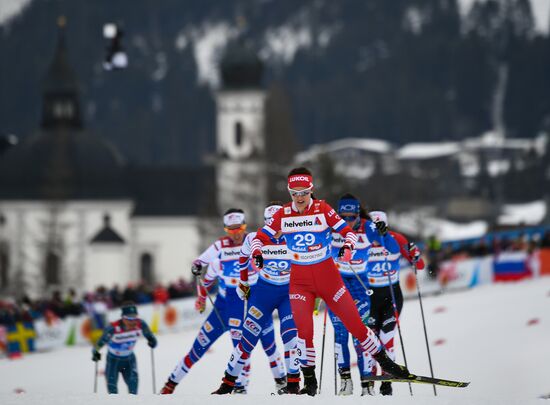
[160, 208, 285, 394]
[212, 202, 301, 395]
[329, 193, 379, 396]
[237, 168, 412, 396]
[366, 210, 425, 396]
[91, 302, 157, 394]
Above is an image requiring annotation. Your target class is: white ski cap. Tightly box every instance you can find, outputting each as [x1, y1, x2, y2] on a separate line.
[264, 204, 283, 221]
[223, 212, 245, 227]
[369, 210, 388, 225]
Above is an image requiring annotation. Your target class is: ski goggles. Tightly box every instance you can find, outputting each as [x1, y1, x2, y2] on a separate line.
[224, 224, 247, 234]
[288, 186, 313, 198]
[341, 214, 359, 222]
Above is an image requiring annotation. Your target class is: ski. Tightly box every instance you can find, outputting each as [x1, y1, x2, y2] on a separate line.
[362, 374, 469, 388]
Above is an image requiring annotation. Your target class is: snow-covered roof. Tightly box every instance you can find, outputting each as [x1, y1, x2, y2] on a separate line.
[295, 137, 392, 163]
[458, 0, 550, 34]
[463, 131, 547, 154]
[498, 200, 547, 226]
[391, 210, 488, 242]
[396, 142, 461, 160]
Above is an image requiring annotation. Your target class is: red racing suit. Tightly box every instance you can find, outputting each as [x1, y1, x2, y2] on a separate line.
[252, 199, 392, 367]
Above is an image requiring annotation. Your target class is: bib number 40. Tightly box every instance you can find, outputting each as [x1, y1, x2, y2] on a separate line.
[371, 262, 392, 273]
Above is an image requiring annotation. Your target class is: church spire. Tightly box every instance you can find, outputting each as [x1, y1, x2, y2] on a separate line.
[41, 16, 82, 130]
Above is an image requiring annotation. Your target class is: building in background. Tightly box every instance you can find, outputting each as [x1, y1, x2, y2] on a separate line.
[214, 39, 267, 229]
[0, 20, 212, 298]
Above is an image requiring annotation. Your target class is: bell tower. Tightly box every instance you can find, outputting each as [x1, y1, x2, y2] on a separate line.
[215, 40, 267, 226]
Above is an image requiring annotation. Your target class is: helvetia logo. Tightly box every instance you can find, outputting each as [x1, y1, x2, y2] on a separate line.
[285, 219, 313, 227]
[315, 217, 322, 225]
[263, 248, 288, 255]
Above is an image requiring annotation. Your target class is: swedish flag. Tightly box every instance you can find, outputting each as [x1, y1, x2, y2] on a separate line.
[7, 322, 36, 357]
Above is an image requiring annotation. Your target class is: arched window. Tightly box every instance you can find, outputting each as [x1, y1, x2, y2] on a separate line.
[140, 253, 155, 285]
[0, 243, 8, 289]
[234, 121, 243, 147]
[45, 250, 60, 286]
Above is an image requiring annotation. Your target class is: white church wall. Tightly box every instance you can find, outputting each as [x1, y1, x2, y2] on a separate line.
[131, 217, 200, 284]
[87, 244, 130, 291]
[0, 200, 133, 298]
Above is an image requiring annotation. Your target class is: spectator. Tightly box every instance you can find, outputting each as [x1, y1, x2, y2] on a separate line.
[153, 283, 169, 305]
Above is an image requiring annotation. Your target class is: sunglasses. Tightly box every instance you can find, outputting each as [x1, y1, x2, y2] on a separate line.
[123, 316, 138, 321]
[224, 224, 247, 234]
[341, 215, 359, 222]
[288, 187, 313, 198]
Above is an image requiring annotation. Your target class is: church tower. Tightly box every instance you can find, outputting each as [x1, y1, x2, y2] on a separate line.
[215, 40, 267, 226]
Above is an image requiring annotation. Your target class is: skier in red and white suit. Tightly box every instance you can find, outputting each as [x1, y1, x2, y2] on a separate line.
[250, 167, 411, 395]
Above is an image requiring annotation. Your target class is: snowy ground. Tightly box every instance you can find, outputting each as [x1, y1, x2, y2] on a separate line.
[2, 277, 550, 404]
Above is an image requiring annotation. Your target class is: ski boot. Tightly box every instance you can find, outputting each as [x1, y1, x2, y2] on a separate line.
[373, 350, 412, 379]
[277, 373, 300, 394]
[360, 378, 375, 396]
[233, 386, 247, 394]
[338, 368, 353, 396]
[160, 379, 177, 394]
[298, 366, 318, 396]
[380, 381, 393, 396]
[211, 372, 237, 395]
[274, 376, 287, 391]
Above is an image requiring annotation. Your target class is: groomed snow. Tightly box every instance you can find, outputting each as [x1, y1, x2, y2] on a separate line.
[1, 277, 550, 404]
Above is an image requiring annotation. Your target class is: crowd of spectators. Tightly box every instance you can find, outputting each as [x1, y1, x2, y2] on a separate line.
[423, 229, 550, 276]
[0, 278, 195, 327]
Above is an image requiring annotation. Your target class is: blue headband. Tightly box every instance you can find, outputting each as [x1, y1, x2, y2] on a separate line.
[338, 198, 360, 214]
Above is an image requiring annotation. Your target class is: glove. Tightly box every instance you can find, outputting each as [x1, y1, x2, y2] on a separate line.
[92, 348, 101, 362]
[408, 242, 421, 263]
[195, 295, 206, 313]
[191, 260, 203, 276]
[148, 338, 158, 348]
[338, 244, 353, 263]
[237, 281, 250, 301]
[252, 249, 264, 269]
[374, 220, 388, 236]
[313, 297, 321, 316]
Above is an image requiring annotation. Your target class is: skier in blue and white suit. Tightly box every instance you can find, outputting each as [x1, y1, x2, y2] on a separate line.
[330, 193, 378, 396]
[92, 302, 157, 394]
[212, 202, 301, 395]
[161, 208, 285, 395]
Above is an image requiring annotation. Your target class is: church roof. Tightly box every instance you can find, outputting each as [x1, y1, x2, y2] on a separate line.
[220, 39, 264, 89]
[0, 18, 128, 201]
[90, 215, 126, 244]
[129, 166, 217, 217]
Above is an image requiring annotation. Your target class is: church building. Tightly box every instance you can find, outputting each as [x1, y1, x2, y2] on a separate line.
[0, 20, 267, 299]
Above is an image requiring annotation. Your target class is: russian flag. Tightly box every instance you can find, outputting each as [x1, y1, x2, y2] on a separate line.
[493, 251, 531, 282]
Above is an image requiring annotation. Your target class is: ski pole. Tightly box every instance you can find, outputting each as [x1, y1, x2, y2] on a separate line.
[334, 352, 338, 395]
[343, 263, 373, 297]
[151, 347, 157, 394]
[381, 237, 413, 396]
[413, 260, 437, 396]
[318, 302, 328, 394]
[243, 297, 248, 323]
[93, 359, 98, 393]
[197, 277, 227, 332]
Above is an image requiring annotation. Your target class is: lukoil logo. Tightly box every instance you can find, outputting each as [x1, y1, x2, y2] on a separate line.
[289, 175, 310, 182]
[290, 293, 307, 302]
[333, 286, 346, 302]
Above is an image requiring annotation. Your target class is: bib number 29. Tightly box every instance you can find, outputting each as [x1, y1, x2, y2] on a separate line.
[294, 233, 315, 247]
